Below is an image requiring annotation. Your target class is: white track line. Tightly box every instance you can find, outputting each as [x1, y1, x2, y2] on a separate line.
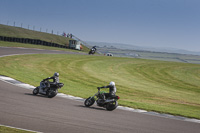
[0, 53, 37, 58]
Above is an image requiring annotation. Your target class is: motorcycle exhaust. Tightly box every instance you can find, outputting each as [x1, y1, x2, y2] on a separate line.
[104, 99, 115, 103]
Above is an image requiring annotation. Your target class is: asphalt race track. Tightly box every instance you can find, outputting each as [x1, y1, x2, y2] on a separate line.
[0, 47, 200, 133]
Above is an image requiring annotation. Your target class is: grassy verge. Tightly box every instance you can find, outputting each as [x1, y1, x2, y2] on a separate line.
[0, 54, 200, 119]
[0, 125, 34, 133]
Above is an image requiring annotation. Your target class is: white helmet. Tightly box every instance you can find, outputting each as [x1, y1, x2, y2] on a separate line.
[109, 81, 115, 86]
[54, 72, 59, 77]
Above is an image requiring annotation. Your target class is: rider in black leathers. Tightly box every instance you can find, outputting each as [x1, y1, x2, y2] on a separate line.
[89, 46, 97, 54]
[41, 72, 59, 89]
[98, 81, 116, 100]
[92, 46, 97, 51]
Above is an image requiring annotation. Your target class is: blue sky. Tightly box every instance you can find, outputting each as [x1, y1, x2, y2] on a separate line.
[0, 0, 200, 51]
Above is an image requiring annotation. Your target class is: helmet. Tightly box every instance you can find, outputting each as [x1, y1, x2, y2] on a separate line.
[54, 72, 59, 77]
[109, 81, 115, 86]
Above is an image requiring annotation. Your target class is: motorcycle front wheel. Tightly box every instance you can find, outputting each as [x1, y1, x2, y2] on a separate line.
[106, 101, 118, 111]
[84, 97, 95, 107]
[33, 87, 39, 95]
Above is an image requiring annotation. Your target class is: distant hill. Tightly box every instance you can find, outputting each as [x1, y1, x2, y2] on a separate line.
[86, 41, 200, 56]
[86, 41, 200, 64]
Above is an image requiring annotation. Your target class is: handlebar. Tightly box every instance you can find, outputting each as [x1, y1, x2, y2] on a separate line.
[42, 80, 49, 82]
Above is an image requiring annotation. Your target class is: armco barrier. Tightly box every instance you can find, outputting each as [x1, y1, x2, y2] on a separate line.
[0, 36, 71, 49]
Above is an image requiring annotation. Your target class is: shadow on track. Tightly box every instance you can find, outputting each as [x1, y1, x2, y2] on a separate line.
[24, 93, 48, 98]
[76, 105, 106, 111]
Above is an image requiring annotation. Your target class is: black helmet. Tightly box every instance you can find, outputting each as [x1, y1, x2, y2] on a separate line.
[54, 72, 59, 77]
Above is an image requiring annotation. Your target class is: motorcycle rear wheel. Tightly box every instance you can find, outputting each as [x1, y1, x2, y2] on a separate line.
[106, 101, 118, 111]
[47, 90, 57, 98]
[84, 97, 95, 107]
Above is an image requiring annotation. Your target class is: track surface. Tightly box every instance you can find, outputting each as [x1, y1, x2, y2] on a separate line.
[0, 47, 200, 133]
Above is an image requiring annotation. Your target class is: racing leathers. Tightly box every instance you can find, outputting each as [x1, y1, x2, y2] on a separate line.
[98, 85, 117, 99]
[41, 76, 59, 89]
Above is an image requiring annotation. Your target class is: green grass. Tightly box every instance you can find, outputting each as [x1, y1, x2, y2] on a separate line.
[0, 125, 34, 133]
[0, 54, 200, 119]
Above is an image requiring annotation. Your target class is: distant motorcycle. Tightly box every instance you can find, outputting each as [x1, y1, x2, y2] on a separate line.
[88, 46, 97, 55]
[33, 80, 64, 98]
[84, 87, 120, 111]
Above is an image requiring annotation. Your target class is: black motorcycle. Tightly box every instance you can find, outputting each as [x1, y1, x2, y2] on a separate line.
[88, 46, 97, 55]
[33, 80, 64, 98]
[84, 88, 120, 111]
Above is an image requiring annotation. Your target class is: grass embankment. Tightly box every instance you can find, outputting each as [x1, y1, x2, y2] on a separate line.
[0, 24, 90, 52]
[0, 125, 33, 133]
[0, 24, 72, 46]
[0, 54, 200, 119]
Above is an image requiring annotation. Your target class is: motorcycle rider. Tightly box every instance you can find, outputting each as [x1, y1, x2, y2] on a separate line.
[92, 46, 97, 51]
[41, 72, 59, 90]
[89, 46, 97, 54]
[98, 81, 117, 100]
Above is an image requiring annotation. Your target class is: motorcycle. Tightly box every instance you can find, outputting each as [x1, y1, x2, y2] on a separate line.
[84, 88, 120, 111]
[88, 46, 96, 55]
[33, 80, 64, 98]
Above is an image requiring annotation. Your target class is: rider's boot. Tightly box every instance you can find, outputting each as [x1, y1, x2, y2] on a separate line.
[102, 94, 106, 101]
